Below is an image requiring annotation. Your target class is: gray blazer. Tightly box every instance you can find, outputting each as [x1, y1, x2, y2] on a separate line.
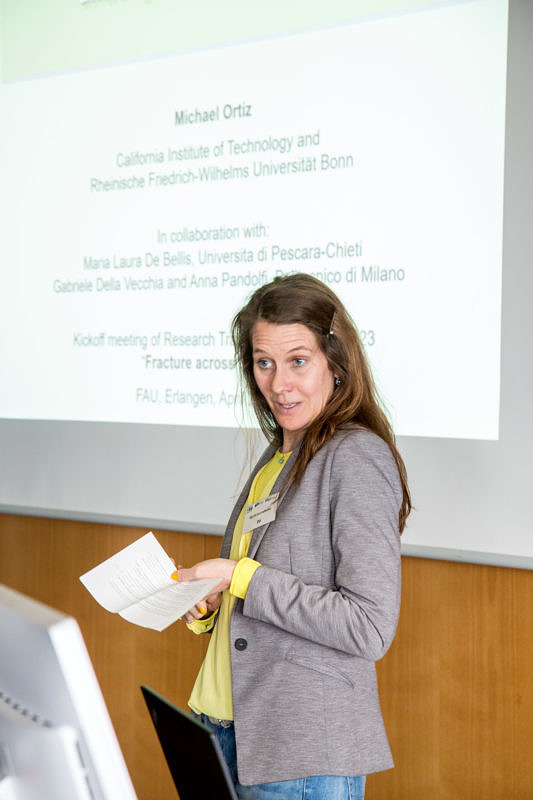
[221, 427, 403, 786]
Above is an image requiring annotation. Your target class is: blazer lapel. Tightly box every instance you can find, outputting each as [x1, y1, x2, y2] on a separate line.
[247, 446, 299, 559]
[220, 444, 277, 559]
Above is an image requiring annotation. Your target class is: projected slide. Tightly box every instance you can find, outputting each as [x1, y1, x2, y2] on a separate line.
[0, 0, 507, 438]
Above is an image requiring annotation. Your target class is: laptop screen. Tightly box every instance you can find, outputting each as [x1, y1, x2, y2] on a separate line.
[141, 686, 238, 800]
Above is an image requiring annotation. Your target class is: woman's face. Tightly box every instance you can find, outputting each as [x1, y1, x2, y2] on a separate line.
[252, 320, 335, 452]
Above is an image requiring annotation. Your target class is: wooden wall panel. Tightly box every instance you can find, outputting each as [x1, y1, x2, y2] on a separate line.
[1, 513, 531, 799]
[370, 557, 533, 800]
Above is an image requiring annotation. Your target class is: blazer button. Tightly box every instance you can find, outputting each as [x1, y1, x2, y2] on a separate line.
[234, 638, 248, 651]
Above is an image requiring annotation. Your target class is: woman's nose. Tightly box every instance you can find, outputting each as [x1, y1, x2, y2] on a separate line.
[271, 365, 292, 394]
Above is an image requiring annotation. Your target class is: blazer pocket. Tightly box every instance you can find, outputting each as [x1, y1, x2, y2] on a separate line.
[285, 653, 355, 689]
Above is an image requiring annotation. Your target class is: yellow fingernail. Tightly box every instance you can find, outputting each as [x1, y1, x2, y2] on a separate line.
[199, 606, 206, 615]
[171, 571, 179, 581]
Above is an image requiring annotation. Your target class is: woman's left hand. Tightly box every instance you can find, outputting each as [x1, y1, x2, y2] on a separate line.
[175, 558, 237, 594]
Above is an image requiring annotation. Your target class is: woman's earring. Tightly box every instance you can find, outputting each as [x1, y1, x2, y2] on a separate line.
[334, 376, 341, 387]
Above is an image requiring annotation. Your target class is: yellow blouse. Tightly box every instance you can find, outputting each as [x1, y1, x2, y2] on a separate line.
[187, 449, 290, 720]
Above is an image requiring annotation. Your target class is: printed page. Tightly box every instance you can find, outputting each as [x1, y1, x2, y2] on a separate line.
[79, 531, 178, 613]
[119, 577, 219, 631]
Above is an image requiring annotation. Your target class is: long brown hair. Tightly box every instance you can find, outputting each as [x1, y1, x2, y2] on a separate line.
[231, 273, 411, 532]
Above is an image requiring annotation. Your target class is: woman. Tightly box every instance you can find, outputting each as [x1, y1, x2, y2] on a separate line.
[175, 273, 411, 799]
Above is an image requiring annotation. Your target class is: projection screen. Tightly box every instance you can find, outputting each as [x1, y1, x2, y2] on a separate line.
[1, 0, 532, 568]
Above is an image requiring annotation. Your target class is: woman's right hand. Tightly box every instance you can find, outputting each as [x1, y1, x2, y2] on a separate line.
[181, 590, 222, 624]
[171, 561, 223, 623]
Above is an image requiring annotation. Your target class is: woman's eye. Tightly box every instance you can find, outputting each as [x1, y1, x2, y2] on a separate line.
[256, 359, 271, 369]
[293, 358, 306, 367]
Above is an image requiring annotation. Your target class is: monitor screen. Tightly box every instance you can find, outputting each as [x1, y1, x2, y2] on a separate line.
[0, 583, 137, 800]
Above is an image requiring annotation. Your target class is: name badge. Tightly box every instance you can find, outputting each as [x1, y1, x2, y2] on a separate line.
[243, 492, 279, 533]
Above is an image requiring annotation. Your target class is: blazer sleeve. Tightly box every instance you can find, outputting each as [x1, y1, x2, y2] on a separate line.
[241, 430, 403, 660]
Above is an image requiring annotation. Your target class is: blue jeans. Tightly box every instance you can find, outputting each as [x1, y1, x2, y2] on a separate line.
[196, 713, 366, 800]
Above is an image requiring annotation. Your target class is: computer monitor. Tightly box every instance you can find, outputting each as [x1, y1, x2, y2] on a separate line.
[0, 583, 137, 800]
